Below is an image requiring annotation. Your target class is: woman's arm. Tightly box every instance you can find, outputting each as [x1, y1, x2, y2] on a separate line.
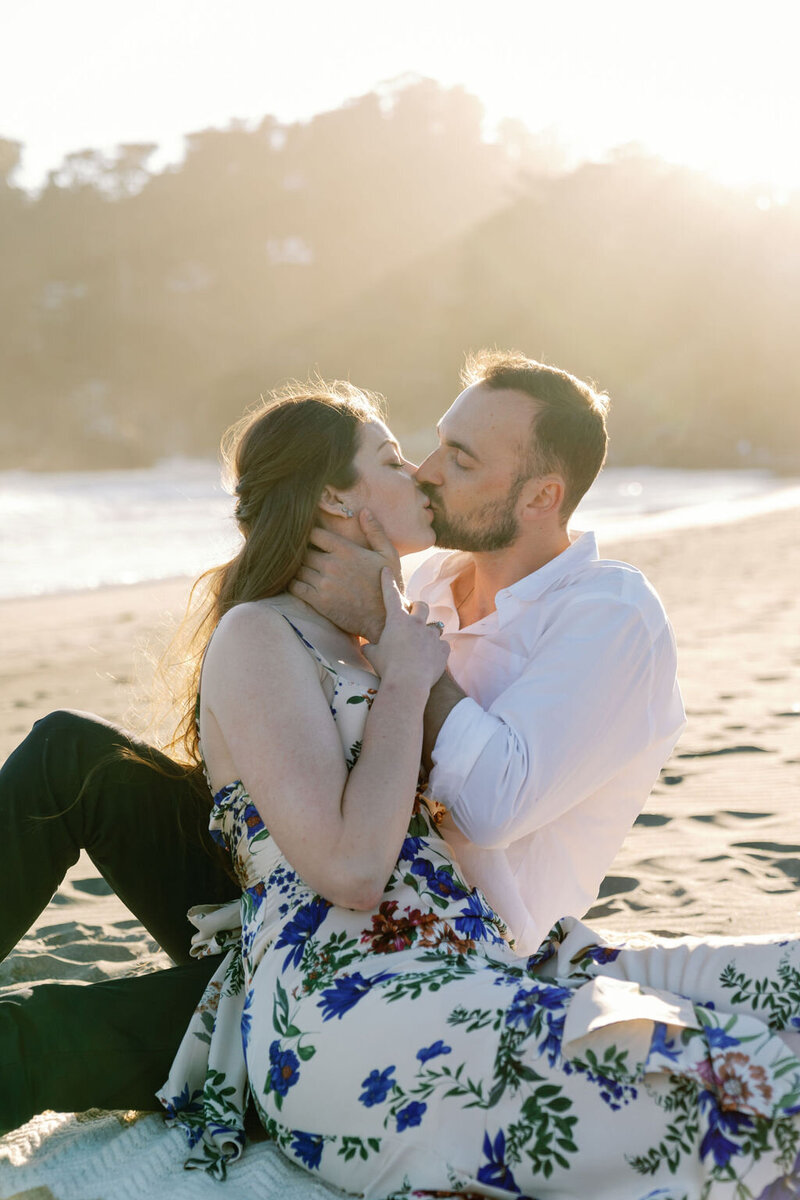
[201, 572, 449, 908]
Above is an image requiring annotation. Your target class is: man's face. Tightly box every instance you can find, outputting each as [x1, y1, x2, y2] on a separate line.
[415, 383, 535, 552]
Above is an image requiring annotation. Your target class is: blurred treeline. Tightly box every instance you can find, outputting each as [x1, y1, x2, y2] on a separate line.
[1, 77, 798, 472]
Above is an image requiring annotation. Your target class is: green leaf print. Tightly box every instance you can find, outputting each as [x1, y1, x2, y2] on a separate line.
[427, 1062, 487, 1109]
[495, 1084, 578, 1179]
[345, 740, 363, 769]
[406, 811, 428, 838]
[298, 929, 361, 995]
[338, 1135, 381, 1162]
[774, 1119, 800, 1174]
[626, 1075, 700, 1176]
[447, 1004, 498, 1033]
[223, 951, 245, 998]
[719, 957, 800, 1030]
[193, 1008, 216, 1046]
[382, 957, 476, 1004]
[273, 978, 291, 1036]
[488, 1027, 544, 1107]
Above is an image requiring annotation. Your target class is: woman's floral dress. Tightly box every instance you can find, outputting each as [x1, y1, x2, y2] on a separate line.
[159, 620, 800, 1199]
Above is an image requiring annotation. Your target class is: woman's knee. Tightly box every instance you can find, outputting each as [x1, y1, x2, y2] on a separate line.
[30, 709, 123, 751]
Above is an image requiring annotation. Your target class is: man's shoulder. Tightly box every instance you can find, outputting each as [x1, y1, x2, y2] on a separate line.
[561, 552, 670, 637]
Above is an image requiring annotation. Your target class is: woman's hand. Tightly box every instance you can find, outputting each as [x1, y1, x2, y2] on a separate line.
[363, 568, 449, 691]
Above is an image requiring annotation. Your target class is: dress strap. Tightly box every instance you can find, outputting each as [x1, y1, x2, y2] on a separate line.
[277, 613, 339, 680]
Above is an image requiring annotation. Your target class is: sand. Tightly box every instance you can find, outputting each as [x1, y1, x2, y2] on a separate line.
[1, 506, 799, 1195]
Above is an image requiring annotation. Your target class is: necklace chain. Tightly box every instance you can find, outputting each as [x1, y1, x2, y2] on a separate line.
[456, 582, 476, 612]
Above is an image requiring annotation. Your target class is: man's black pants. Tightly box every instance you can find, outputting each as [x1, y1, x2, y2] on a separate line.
[0, 710, 238, 1134]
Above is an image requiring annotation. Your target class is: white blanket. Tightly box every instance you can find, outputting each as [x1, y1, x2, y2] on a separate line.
[0, 1109, 349, 1200]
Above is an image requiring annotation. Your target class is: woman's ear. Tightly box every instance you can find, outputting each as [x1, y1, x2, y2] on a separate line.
[318, 486, 356, 520]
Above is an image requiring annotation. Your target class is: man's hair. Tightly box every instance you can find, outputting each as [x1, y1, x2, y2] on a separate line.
[461, 349, 610, 522]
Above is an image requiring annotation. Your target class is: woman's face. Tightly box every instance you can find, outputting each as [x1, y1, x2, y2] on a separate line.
[344, 420, 435, 555]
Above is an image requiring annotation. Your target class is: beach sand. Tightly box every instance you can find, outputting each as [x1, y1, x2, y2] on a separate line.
[1, 506, 799, 1195]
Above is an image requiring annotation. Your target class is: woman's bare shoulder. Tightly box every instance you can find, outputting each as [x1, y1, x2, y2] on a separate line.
[204, 599, 309, 671]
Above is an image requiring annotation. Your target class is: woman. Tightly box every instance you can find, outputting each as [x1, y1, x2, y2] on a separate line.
[158, 381, 800, 1198]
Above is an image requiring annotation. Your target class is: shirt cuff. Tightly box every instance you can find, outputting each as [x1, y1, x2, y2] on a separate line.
[428, 696, 501, 813]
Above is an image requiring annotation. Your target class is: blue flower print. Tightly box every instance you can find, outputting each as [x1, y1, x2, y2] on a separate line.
[698, 1090, 752, 1168]
[477, 1129, 520, 1193]
[241, 988, 254, 1049]
[416, 1040, 452, 1064]
[274, 896, 331, 971]
[505, 983, 571, 1068]
[241, 800, 267, 842]
[209, 826, 228, 850]
[399, 835, 425, 862]
[410, 858, 468, 900]
[454, 892, 495, 940]
[290, 1129, 324, 1170]
[268, 1039, 301, 1097]
[581, 944, 622, 966]
[162, 1082, 203, 1120]
[648, 1022, 682, 1063]
[703, 1023, 742, 1050]
[359, 1065, 396, 1106]
[505, 983, 571, 1029]
[524, 938, 557, 972]
[395, 1100, 427, 1131]
[318, 970, 397, 1021]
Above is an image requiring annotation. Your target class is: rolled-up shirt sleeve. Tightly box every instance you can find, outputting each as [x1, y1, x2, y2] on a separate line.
[428, 595, 682, 850]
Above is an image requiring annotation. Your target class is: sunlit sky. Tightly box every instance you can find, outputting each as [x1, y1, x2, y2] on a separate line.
[2, 0, 798, 194]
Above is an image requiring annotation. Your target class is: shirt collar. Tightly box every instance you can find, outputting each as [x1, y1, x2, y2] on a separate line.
[417, 530, 599, 627]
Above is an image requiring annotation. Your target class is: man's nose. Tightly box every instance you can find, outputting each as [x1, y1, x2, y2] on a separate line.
[415, 449, 442, 485]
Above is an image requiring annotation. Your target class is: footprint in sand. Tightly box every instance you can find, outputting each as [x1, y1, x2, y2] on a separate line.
[726, 810, 776, 820]
[70, 876, 114, 896]
[677, 745, 772, 759]
[732, 840, 800, 854]
[634, 812, 671, 827]
[771, 859, 800, 882]
[596, 875, 639, 898]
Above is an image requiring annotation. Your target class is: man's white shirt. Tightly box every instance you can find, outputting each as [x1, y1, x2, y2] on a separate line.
[407, 532, 686, 955]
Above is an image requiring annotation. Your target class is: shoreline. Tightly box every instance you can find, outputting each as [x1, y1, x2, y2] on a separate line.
[4, 468, 799, 604]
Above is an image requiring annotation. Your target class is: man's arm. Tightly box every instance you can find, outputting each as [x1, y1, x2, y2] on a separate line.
[421, 671, 467, 775]
[426, 596, 685, 848]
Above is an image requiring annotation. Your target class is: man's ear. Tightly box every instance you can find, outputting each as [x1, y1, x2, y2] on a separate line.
[318, 485, 356, 519]
[520, 475, 565, 520]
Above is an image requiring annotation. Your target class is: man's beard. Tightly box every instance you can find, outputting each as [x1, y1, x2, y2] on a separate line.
[423, 481, 522, 552]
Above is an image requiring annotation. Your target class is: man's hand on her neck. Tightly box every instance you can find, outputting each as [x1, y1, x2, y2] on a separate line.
[288, 510, 402, 643]
[422, 670, 467, 774]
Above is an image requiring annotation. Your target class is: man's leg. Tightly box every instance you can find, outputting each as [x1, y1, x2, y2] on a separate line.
[1, 710, 238, 963]
[0, 958, 219, 1135]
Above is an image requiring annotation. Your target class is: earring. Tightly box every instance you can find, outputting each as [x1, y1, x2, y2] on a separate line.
[340, 504, 355, 518]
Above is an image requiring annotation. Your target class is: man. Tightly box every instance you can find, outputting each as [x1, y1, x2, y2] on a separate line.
[0, 350, 683, 1132]
[290, 350, 685, 953]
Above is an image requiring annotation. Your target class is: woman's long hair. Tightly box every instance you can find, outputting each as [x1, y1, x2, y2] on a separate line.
[159, 379, 383, 775]
[35, 382, 384, 861]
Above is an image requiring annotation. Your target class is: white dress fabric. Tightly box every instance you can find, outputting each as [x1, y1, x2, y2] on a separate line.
[159, 618, 800, 1199]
